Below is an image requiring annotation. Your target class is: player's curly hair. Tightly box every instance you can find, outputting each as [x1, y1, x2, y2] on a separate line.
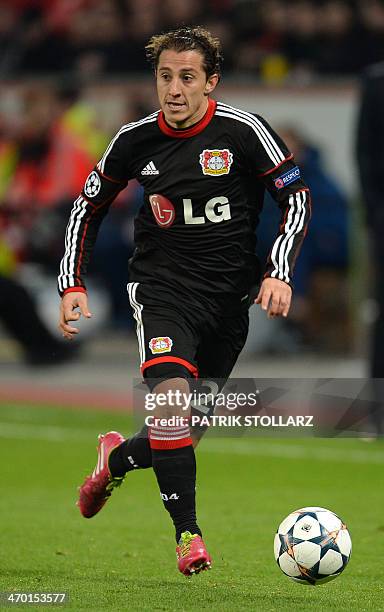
[146, 26, 223, 78]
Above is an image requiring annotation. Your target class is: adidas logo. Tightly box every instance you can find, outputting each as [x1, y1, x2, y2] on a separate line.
[141, 161, 159, 175]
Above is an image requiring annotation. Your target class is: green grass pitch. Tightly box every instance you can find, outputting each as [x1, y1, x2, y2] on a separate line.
[0, 402, 383, 611]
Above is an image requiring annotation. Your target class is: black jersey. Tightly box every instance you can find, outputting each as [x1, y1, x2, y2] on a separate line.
[58, 99, 311, 297]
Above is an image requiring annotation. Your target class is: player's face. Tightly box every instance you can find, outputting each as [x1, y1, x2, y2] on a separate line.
[156, 49, 219, 129]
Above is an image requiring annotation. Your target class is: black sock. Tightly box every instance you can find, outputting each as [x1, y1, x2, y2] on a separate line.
[151, 445, 201, 542]
[109, 429, 152, 477]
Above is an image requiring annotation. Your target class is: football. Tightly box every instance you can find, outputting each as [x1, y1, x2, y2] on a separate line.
[274, 507, 352, 585]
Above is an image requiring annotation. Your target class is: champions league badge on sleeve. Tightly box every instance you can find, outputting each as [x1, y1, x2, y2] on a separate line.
[274, 166, 301, 189]
[84, 171, 101, 197]
[199, 149, 234, 176]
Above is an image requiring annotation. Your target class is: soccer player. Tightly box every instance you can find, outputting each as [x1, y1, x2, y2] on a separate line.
[58, 27, 311, 576]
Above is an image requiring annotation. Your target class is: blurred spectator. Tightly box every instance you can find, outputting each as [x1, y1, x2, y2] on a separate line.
[257, 0, 290, 82]
[0, 81, 157, 329]
[161, 0, 205, 30]
[0, 270, 79, 365]
[356, 61, 384, 435]
[0, 0, 381, 80]
[315, 1, 361, 76]
[358, 0, 384, 68]
[0, 86, 108, 268]
[65, 0, 130, 77]
[121, 0, 162, 73]
[258, 126, 350, 351]
[8, 3, 70, 75]
[233, 0, 289, 79]
[0, 3, 21, 76]
[230, 0, 262, 40]
[284, 1, 321, 79]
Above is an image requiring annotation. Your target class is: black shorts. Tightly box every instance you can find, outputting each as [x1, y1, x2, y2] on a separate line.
[127, 281, 251, 384]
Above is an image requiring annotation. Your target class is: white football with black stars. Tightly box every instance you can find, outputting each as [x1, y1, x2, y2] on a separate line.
[274, 507, 352, 585]
[84, 171, 101, 197]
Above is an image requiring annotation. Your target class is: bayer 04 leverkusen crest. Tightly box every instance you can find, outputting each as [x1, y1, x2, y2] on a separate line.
[149, 336, 173, 354]
[199, 149, 234, 176]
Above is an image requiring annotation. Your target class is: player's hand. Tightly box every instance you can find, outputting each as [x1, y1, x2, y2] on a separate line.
[59, 291, 92, 340]
[255, 278, 292, 319]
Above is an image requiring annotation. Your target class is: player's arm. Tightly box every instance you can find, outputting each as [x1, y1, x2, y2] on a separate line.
[261, 176, 311, 316]
[256, 178, 311, 318]
[57, 128, 130, 336]
[247, 115, 311, 318]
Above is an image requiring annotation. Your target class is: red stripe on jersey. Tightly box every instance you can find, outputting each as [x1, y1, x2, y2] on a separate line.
[76, 207, 98, 280]
[301, 189, 312, 236]
[79, 194, 97, 208]
[141, 356, 198, 378]
[96, 167, 125, 184]
[76, 194, 117, 280]
[62, 287, 87, 296]
[279, 187, 310, 232]
[157, 98, 217, 138]
[81, 190, 121, 209]
[257, 154, 294, 176]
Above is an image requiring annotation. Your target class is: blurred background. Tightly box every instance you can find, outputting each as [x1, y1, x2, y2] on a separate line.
[0, 0, 382, 409]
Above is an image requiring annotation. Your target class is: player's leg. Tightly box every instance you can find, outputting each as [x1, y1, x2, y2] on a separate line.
[78, 280, 211, 571]
[77, 282, 156, 518]
[77, 289, 249, 519]
[199, 299, 250, 381]
[77, 427, 155, 518]
[77, 427, 153, 518]
[145, 364, 211, 575]
[77, 431, 127, 518]
[190, 303, 250, 445]
[107, 280, 201, 475]
[106, 291, 244, 476]
[144, 304, 249, 572]
[125, 282, 210, 573]
[77, 282, 198, 518]
[106, 281, 219, 475]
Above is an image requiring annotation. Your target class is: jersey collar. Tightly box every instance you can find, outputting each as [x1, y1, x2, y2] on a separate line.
[157, 98, 216, 138]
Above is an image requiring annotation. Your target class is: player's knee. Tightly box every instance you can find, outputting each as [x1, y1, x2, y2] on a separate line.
[144, 361, 192, 391]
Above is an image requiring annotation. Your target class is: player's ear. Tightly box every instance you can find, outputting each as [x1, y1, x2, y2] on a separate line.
[204, 73, 219, 95]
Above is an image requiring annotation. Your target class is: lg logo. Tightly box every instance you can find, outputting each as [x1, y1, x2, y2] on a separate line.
[183, 197, 231, 225]
[149, 194, 231, 228]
